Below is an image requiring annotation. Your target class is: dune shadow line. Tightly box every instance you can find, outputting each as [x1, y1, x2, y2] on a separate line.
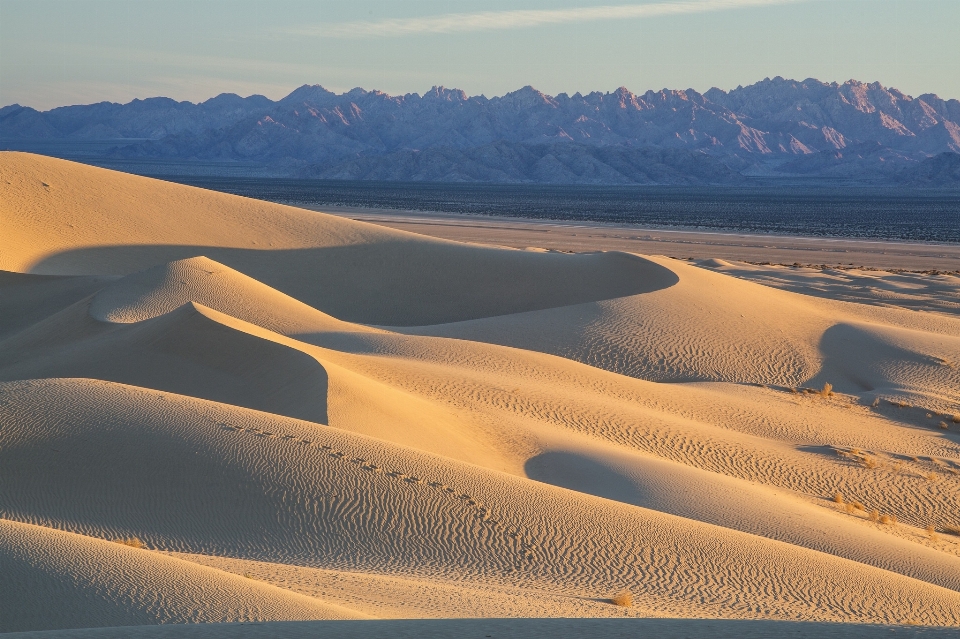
[32, 243, 679, 326]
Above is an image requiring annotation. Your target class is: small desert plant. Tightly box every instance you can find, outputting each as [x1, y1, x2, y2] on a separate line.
[832, 492, 844, 504]
[940, 421, 949, 430]
[871, 397, 881, 408]
[610, 590, 632, 607]
[789, 387, 799, 394]
[879, 514, 897, 525]
[850, 501, 864, 511]
[243, 572, 257, 580]
[926, 525, 939, 541]
[113, 537, 144, 549]
[820, 383, 833, 397]
[926, 472, 939, 482]
[861, 456, 880, 469]
[869, 509, 880, 522]
[952, 414, 960, 424]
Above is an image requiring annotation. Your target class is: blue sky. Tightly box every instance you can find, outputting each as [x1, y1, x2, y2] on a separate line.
[1, 0, 957, 110]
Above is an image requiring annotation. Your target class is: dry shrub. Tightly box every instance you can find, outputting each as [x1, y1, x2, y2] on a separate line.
[820, 382, 834, 397]
[861, 456, 880, 469]
[940, 421, 950, 430]
[850, 501, 864, 511]
[114, 537, 144, 549]
[926, 472, 939, 482]
[610, 590, 632, 607]
[869, 510, 880, 523]
[879, 514, 897, 526]
[832, 492, 844, 504]
[789, 387, 799, 394]
[871, 397, 880, 408]
[926, 525, 939, 541]
[952, 414, 960, 424]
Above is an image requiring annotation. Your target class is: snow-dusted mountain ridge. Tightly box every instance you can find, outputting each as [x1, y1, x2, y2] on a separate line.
[2, 77, 958, 184]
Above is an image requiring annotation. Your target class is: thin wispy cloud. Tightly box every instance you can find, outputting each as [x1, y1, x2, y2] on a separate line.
[296, 0, 807, 39]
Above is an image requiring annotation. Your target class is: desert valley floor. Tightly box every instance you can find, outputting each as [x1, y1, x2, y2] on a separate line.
[1, 152, 960, 637]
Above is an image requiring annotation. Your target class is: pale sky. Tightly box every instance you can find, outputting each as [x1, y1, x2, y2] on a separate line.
[1, 0, 957, 110]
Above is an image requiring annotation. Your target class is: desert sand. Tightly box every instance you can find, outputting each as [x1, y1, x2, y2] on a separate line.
[1, 152, 959, 636]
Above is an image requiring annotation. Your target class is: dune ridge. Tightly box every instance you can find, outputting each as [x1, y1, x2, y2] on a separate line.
[1, 153, 959, 633]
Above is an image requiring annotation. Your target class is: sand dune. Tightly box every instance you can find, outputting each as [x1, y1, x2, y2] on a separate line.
[405, 255, 960, 410]
[2, 153, 960, 633]
[0, 270, 115, 340]
[0, 152, 669, 325]
[88, 256, 363, 335]
[696, 259, 960, 316]
[0, 300, 330, 422]
[6, 619, 960, 639]
[2, 378, 960, 627]
[0, 518, 363, 632]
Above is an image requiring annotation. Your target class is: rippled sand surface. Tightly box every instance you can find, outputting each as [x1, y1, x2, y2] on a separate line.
[1, 152, 959, 635]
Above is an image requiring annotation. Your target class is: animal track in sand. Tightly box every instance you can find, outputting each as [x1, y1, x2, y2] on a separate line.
[218, 422, 536, 567]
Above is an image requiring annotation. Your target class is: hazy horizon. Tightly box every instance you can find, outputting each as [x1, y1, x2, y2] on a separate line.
[6, 75, 959, 112]
[2, 0, 958, 110]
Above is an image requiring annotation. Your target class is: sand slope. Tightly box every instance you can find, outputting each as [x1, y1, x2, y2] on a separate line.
[2, 378, 960, 627]
[5, 619, 960, 639]
[405, 255, 960, 410]
[0, 518, 363, 632]
[0, 152, 669, 325]
[3, 153, 960, 632]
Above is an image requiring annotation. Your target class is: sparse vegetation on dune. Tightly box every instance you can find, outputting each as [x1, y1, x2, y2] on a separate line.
[610, 590, 632, 607]
[845, 500, 865, 514]
[113, 537, 145, 549]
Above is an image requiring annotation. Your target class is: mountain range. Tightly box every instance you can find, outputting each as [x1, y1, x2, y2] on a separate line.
[2, 77, 959, 185]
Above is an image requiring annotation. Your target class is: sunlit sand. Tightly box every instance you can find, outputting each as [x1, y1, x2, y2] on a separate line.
[1, 153, 958, 635]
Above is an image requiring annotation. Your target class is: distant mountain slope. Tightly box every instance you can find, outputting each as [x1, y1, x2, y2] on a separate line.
[2, 78, 959, 184]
